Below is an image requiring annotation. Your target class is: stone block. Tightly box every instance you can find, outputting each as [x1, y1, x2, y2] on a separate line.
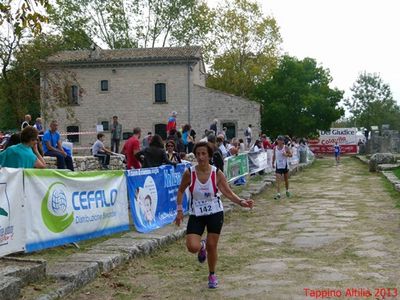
[47, 261, 99, 288]
[0, 257, 46, 286]
[0, 276, 22, 300]
[67, 252, 127, 273]
[369, 153, 396, 172]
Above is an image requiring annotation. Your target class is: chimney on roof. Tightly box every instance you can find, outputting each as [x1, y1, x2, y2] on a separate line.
[89, 43, 101, 59]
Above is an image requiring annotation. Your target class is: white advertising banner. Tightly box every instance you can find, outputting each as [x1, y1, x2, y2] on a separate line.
[0, 168, 25, 257]
[318, 128, 358, 145]
[24, 169, 130, 252]
[309, 128, 358, 154]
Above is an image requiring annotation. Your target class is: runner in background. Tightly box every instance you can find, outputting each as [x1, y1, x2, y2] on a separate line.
[175, 141, 254, 289]
[334, 142, 341, 165]
[272, 135, 292, 200]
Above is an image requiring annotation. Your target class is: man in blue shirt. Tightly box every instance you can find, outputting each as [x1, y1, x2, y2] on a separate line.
[42, 120, 74, 171]
[0, 126, 46, 169]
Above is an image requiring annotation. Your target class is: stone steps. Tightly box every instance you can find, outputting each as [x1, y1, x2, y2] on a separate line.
[0, 257, 46, 300]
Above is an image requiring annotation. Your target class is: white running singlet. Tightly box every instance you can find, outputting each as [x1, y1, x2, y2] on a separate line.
[188, 166, 224, 216]
[275, 146, 288, 169]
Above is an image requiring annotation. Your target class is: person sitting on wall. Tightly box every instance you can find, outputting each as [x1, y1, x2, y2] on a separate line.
[42, 120, 74, 171]
[0, 126, 46, 169]
[92, 133, 113, 169]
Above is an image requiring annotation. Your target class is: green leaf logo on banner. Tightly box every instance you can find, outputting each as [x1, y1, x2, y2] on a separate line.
[41, 182, 74, 233]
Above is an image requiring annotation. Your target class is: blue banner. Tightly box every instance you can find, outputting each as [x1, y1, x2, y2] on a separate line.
[126, 164, 190, 233]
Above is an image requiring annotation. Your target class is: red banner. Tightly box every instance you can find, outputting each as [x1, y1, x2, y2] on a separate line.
[308, 144, 358, 154]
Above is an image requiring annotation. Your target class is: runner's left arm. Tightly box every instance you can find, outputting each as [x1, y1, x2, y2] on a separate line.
[216, 170, 254, 208]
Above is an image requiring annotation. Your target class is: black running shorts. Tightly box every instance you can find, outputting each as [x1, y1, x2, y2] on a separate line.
[186, 211, 224, 235]
[276, 167, 289, 175]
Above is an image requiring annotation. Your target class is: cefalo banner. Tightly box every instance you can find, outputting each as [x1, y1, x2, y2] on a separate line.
[0, 168, 25, 257]
[308, 128, 358, 154]
[126, 164, 190, 233]
[24, 169, 130, 252]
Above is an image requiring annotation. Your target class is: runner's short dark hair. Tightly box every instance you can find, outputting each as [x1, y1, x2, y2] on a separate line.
[193, 141, 213, 158]
[97, 133, 105, 139]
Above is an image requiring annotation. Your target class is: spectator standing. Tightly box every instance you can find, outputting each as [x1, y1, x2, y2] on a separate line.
[244, 124, 252, 149]
[21, 114, 31, 130]
[238, 138, 246, 152]
[142, 132, 152, 149]
[42, 120, 74, 171]
[92, 133, 113, 169]
[0, 126, 46, 168]
[110, 116, 122, 153]
[207, 134, 224, 172]
[33, 117, 44, 134]
[217, 135, 229, 158]
[123, 127, 142, 169]
[136, 135, 176, 168]
[175, 131, 185, 154]
[251, 139, 263, 152]
[166, 140, 181, 163]
[167, 111, 177, 135]
[182, 124, 192, 153]
[261, 134, 272, 149]
[210, 119, 218, 135]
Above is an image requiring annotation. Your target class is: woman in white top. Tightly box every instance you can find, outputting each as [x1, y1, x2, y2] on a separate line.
[175, 141, 254, 289]
[272, 135, 293, 199]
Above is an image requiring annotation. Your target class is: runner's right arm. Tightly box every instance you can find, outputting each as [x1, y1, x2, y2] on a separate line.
[174, 169, 191, 226]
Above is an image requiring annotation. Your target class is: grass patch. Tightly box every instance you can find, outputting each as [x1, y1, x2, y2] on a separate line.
[393, 167, 400, 180]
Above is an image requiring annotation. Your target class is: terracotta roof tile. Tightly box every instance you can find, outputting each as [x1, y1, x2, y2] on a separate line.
[46, 46, 202, 64]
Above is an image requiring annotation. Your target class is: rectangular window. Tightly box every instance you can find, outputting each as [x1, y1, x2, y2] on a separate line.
[70, 85, 79, 105]
[101, 121, 109, 131]
[155, 83, 166, 103]
[66, 126, 79, 143]
[101, 80, 109, 91]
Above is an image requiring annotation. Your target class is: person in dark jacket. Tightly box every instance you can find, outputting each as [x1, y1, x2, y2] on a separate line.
[136, 134, 176, 168]
[206, 134, 224, 172]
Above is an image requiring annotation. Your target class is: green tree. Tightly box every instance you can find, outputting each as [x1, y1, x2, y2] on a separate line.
[0, 0, 50, 36]
[254, 55, 344, 137]
[48, 0, 213, 49]
[344, 72, 400, 130]
[0, 34, 87, 129]
[206, 0, 281, 98]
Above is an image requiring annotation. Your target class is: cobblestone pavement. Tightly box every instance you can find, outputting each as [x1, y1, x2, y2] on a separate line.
[70, 157, 400, 300]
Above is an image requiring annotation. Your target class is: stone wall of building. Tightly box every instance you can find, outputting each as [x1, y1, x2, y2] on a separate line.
[42, 57, 261, 152]
[191, 85, 261, 140]
[45, 63, 192, 149]
[44, 156, 124, 171]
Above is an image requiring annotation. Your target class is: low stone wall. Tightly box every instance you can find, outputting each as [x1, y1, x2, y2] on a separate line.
[44, 156, 125, 171]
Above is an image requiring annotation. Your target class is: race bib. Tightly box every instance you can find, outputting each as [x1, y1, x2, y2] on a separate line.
[277, 159, 286, 169]
[193, 198, 223, 217]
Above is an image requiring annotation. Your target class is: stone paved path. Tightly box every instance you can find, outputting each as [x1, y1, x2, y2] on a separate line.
[69, 157, 400, 300]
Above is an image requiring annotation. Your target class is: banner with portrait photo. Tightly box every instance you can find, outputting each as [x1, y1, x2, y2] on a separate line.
[24, 169, 130, 252]
[0, 168, 25, 257]
[126, 164, 190, 233]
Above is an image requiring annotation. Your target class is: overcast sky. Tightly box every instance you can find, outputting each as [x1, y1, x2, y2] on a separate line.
[209, 0, 400, 103]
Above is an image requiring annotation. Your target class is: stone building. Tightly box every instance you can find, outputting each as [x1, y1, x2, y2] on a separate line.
[41, 46, 260, 151]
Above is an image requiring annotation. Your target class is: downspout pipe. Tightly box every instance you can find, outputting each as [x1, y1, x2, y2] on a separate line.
[187, 62, 191, 124]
